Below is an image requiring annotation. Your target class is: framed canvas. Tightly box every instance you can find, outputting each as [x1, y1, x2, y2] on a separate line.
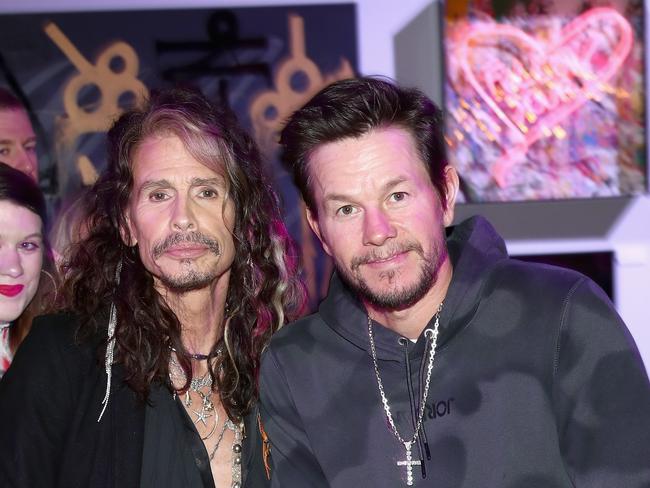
[443, 0, 646, 202]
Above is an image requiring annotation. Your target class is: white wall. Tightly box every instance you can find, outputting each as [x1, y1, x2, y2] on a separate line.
[2, 0, 648, 368]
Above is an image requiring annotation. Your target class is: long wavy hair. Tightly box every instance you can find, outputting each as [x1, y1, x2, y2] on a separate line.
[0, 162, 57, 352]
[60, 88, 306, 420]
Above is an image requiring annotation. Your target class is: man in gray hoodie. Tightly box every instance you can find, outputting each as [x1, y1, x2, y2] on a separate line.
[259, 77, 650, 487]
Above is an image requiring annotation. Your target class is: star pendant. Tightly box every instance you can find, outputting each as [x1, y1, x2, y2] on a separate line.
[193, 408, 212, 426]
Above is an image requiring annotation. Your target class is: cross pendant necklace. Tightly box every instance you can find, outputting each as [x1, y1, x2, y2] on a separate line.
[397, 441, 421, 486]
[367, 302, 443, 486]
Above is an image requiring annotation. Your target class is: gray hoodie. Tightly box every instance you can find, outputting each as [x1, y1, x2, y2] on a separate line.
[259, 216, 650, 487]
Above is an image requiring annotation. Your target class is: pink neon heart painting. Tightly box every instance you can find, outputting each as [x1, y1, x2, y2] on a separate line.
[450, 7, 633, 188]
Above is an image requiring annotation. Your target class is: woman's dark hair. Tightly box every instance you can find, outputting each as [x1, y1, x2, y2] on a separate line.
[61, 87, 306, 420]
[279, 76, 449, 213]
[0, 162, 56, 351]
[0, 162, 45, 221]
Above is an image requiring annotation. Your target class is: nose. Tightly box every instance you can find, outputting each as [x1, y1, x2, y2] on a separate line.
[14, 149, 38, 181]
[170, 195, 196, 232]
[0, 248, 24, 278]
[362, 207, 396, 246]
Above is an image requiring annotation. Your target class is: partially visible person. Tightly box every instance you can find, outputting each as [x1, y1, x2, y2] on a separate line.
[49, 191, 91, 268]
[0, 163, 56, 378]
[0, 88, 38, 181]
[0, 87, 305, 487]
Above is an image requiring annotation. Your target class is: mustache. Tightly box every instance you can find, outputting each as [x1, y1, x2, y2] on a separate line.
[152, 231, 220, 259]
[350, 241, 424, 270]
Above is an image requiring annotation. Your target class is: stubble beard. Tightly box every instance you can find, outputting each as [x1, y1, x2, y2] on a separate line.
[337, 237, 447, 311]
[160, 266, 219, 294]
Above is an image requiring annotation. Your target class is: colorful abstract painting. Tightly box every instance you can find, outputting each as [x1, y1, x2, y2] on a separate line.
[444, 0, 646, 202]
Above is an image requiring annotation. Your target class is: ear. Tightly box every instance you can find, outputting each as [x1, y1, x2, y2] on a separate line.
[304, 204, 332, 257]
[441, 165, 460, 227]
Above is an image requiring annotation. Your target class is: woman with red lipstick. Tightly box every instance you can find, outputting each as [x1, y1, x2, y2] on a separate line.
[0, 162, 56, 378]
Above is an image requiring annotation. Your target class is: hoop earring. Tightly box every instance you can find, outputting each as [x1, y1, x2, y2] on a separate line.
[40, 268, 58, 305]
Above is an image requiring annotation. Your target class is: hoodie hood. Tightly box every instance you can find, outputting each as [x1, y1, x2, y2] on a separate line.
[319, 215, 508, 361]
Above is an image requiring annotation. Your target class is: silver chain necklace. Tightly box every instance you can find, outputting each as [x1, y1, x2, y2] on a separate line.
[208, 417, 244, 488]
[169, 355, 244, 487]
[367, 302, 442, 486]
[169, 356, 217, 439]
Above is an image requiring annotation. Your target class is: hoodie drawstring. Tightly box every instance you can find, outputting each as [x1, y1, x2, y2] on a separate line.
[418, 337, 432, 462]
[401, 337, 427, 480]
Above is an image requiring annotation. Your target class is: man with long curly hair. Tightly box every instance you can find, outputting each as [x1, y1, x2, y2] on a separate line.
[0, 87, 305, 488]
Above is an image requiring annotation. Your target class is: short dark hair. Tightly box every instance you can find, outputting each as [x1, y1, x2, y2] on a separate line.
[0, 87, 25, 111]
[279, 77, 448, 213]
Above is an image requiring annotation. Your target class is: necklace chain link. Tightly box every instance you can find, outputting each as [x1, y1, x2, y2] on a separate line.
[367, 302, 443, 447]
[168, 353, 243, 487]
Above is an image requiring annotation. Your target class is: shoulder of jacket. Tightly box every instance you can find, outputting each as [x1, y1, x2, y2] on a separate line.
[29, 311, 101, 357]
[493, 258, 586, 289]
[273, 312, 326, 341]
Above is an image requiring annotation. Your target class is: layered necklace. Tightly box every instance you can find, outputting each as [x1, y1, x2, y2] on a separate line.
[168, 352, 244, 487]
[367, 302, 443, 486]
[169, 354, 219, 439]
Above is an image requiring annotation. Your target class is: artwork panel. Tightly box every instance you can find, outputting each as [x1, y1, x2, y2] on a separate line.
[443, 0, 646, 202]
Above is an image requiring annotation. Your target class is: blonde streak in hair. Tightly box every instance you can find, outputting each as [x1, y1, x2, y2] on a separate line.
[275, 228, 308, 325]
[270, 233, 290, 329]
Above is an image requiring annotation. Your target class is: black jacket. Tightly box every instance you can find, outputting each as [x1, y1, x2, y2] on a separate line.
[0, 312, 268, 487]
[259, 216, 650, 487]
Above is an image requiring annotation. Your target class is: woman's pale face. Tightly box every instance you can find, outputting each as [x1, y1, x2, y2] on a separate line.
[0, 200, 43, 323]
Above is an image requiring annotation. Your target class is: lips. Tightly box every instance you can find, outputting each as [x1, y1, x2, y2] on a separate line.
[365, 251, 409, 268]
[352, 244, 422, 271]
[164, 245, 209, 259]
[153, 232, 221, 259]
[0, 284, 24, 297]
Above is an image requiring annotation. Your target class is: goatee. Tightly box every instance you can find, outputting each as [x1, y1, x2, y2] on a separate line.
[338, 239, 447, 311]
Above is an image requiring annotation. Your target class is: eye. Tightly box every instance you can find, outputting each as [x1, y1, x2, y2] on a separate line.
[0, 147, 9, 156]
[198, 188, 218, 198]
[24, 142, 37, 153]
[336, 204, 357, 216]
[149, 191, 169, 202]
[389, 192, 408, 202]
[19, 241, 40, 252]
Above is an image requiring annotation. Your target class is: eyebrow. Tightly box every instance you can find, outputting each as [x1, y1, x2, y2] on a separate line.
[0, 135, 36, 145]
[189, 177, 224, 187]
[137, 177, 225, 194]
[0, 232, 43, 241]
[322, 176, 409, 204]
[138, 179, 173, 195]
